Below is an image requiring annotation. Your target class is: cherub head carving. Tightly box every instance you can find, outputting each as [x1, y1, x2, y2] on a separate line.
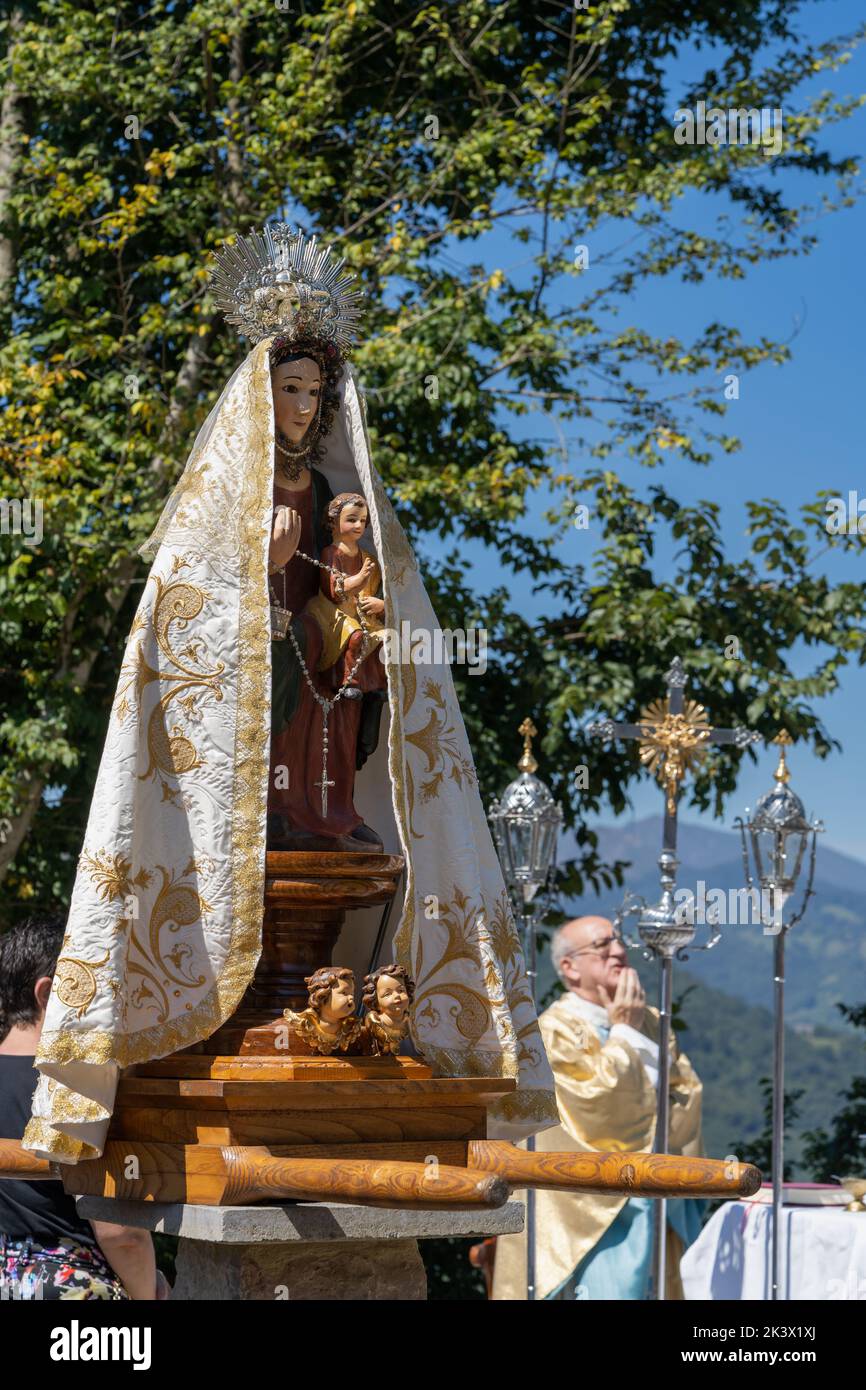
[362, 964, 414, 1026]
[305, 966, 356, 1025]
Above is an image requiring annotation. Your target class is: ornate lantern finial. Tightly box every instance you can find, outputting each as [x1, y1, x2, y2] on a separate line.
[736, 730, 822, 911]
[488, 718, 561, 906]
[772, 729, 793, 785]
[518, 717, 538, 774]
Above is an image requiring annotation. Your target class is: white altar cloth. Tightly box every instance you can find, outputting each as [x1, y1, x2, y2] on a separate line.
[681, 1199, 866, 1301]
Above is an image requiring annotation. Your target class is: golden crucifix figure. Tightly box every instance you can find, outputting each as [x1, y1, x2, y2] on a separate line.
[637, 696, 713, 815]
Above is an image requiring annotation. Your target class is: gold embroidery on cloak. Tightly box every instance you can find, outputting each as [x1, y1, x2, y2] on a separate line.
[404, 679, 476, 802]
[54, 950, 111, 1018]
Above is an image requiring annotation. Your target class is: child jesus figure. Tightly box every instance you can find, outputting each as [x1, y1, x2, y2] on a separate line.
[304, 492, 387, 696]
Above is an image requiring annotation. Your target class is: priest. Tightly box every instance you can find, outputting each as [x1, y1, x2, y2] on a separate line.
[491, 915, 704, 1300]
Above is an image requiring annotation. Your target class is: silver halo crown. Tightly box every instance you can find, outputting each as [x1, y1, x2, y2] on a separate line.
[209, 223, 364, 348]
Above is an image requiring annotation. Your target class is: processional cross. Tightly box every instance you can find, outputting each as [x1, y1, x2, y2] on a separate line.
[588, 655, 760, 1299]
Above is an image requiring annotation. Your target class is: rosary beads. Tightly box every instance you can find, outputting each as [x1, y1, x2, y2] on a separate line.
[269, 549, 374, 817]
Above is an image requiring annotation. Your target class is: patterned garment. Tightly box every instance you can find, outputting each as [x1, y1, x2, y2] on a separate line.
[0, 1235, 129, 1301]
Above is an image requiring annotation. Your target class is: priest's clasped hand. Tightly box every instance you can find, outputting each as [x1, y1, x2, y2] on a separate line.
[598, 967, 646, 1029]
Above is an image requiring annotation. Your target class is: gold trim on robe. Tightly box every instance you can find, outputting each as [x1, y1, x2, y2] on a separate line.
[23, 341, 275, 1161]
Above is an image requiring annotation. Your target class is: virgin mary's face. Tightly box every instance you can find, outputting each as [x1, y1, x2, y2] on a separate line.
[271, 356, 322, 444]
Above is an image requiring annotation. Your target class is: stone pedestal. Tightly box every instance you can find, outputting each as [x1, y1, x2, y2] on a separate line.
[75, 1196, 524, 1301]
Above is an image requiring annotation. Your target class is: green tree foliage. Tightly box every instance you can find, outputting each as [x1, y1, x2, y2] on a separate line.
[728, 1074, 804, 1180]
[1, 1, 865, 916]
[804, 1002, 866, 1182]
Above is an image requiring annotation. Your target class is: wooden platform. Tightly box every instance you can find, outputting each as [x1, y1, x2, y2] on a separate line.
[112, 1055, 515, 1150]
[77, 1051, 520, 1209]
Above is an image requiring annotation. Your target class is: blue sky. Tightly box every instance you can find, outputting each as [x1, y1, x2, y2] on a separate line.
[419, 1, 866, 862]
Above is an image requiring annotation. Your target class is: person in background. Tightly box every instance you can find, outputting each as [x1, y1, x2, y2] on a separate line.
[492, 914, 704, 1300]
[0, 915, 167, 1300]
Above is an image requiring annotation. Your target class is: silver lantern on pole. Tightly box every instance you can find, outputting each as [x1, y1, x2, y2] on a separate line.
[488, 717, 562, 1302]
[734, 730, 822, 1302]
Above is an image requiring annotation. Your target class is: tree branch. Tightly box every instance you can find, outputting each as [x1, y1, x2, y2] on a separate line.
[0, 5, 26, 315]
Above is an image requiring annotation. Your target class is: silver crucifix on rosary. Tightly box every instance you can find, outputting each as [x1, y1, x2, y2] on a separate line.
[314, 709, 336, 818]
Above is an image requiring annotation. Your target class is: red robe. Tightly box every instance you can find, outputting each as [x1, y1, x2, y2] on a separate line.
[267, 480, 363, 837]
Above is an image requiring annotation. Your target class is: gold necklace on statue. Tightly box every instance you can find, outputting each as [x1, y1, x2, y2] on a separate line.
[275, 428, 314, 482]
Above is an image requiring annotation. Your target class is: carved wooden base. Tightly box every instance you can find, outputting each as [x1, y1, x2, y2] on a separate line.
[197, 851, 404, 1055]
[115, 1055, 507, 1149]
[97, 1050, 519, 1208]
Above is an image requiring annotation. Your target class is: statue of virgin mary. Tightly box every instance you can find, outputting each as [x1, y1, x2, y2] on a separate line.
[23, 225, 557, 1163]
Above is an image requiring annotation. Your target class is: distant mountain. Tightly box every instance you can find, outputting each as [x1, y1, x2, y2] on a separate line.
[590, 813, 866, 898]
